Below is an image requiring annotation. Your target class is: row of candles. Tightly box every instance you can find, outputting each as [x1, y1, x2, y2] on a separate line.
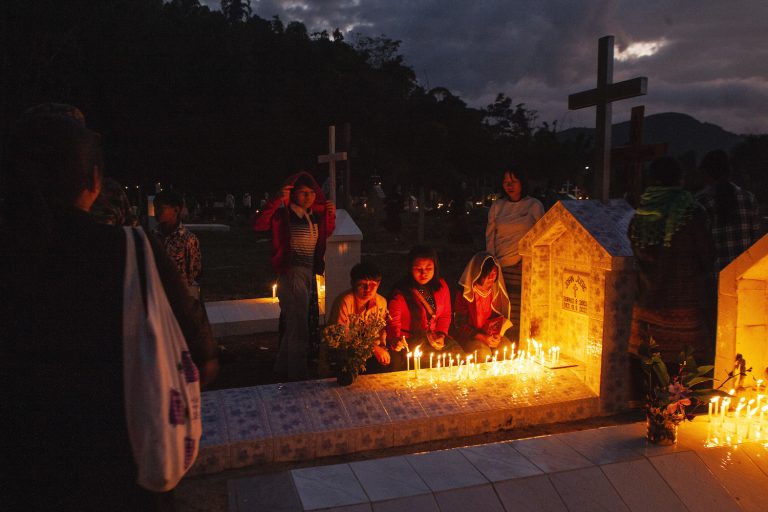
[403, 338, 563, 381]
[706, 380, 767, 443]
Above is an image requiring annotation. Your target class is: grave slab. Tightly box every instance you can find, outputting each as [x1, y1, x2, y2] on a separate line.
[190, 363, 599, 477]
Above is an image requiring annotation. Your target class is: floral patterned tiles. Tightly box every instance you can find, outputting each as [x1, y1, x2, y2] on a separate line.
[194, 366, 601, 475]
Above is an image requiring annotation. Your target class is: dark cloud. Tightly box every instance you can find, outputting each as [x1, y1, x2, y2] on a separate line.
[204, 0, 768, 133]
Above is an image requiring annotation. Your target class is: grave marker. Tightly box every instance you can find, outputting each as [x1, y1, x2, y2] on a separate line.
[569, 35, 647, 202]
[519, 199, 636, 412]
[612, 106, 667, 206]
[317, 125, 348, 204]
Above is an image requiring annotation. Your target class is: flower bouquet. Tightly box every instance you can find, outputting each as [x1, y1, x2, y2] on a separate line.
[322, 310, 387, 386]
[639, 338, 727, 444]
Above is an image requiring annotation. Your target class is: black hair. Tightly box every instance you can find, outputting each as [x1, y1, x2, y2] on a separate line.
[700, 150, 737, 222]
[403, 245, 442, 292]
[499, 166, 529, 200]
[350, 261, 382, 284]
[646, 156, 682, 187]
[292, 174, 316, 191]
[153, 189, 184, 209]
[4, 115, 103, 226]
[477, 257, 498, 282]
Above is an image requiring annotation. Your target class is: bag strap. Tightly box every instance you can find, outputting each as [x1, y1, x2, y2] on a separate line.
[131, 228, 149, 315]
[412, 288, 436, 319]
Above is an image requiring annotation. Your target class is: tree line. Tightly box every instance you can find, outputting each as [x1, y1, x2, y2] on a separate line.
[1, 0, 763, 206]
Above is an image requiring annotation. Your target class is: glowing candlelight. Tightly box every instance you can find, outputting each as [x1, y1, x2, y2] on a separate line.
[711, 396, 720, 418]
[406, 352, 412, 372]
[758, 380, 764, 394]
[430, 352, 434, 370]
[760, 405, 768, 424]
[503, 346, 507, 362]
[414, 346, 422, 377]
[272, 283, 277, 301]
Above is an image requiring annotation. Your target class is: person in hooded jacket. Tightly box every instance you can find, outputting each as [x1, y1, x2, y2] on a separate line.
[252, 172, 336, 380]
[452, 252, 514, 362]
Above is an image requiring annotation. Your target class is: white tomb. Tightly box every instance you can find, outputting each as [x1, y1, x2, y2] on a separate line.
[715, 234, 768, 385]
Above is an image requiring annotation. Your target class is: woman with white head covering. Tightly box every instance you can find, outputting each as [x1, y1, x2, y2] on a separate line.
[451, 252, 514, 361]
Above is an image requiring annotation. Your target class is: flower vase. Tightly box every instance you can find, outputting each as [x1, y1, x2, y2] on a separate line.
[646, 414, 679, 445]
[336, 369, 356, 387]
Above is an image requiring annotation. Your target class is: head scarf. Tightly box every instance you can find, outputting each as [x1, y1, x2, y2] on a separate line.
[458, 252, 512, 333]
[630, 186, 696, 248]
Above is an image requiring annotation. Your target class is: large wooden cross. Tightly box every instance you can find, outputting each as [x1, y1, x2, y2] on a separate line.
[317, 125, 348, 204]
[612, 106, 667, 207]
[569, 35, 647, 202]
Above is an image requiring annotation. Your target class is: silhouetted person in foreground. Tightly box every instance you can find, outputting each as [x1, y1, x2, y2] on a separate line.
[1, 113, 218, 511]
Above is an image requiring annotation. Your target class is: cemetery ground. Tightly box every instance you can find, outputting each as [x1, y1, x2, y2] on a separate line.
[198, 208, 491, 390]
[178, 207, 645, 511]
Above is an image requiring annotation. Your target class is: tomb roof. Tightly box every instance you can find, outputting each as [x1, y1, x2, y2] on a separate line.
[520, 199, 635, 268]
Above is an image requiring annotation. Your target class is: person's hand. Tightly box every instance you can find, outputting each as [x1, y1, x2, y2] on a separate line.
[427, 332, 445, 351]
[393, 337, 409, 352]
[373, 345, 391, 365]
[487, 334, 501, 349]
[278, 185, 293, 205]
[325, 200, 336, 217]
[199, 359, 220, 389]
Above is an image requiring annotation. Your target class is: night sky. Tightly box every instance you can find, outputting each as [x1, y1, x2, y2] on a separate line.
[205, 1, 768, 135]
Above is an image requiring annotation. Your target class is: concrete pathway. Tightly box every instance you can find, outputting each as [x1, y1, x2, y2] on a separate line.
[227, 419, 766, 511]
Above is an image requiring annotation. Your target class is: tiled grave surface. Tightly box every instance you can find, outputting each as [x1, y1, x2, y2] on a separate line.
[519, 199, 635, 414]
[190, 365, 598, 476]
[228, 418, 768, 512]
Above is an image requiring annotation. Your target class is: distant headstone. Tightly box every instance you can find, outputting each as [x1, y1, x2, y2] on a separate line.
[317, 125, 348, 204]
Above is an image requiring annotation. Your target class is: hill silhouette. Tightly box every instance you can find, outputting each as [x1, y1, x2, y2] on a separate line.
[558, 112, 744, 162]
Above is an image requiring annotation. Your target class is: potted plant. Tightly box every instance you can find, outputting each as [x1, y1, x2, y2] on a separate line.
[322, 310, 387, 386]
[639, 338, 732, 444]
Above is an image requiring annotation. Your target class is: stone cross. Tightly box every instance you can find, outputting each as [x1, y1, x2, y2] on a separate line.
[569, 35, 648, 202]
[317, 125, 348, 203]
[612, 106, 667, 207]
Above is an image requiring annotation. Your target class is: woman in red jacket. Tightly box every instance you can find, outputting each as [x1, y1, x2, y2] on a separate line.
[251, 171, 336, 380]
[387, 246, 464, 369]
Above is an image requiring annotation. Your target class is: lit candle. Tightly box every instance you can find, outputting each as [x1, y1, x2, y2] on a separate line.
[760, 404, 768, 424]
[757, 380, 764, 394]
[406, 352, 412, 373]
[720, 397, 730, 425]
[430, 352, 434, 370]
[711, 396, 721, 418]
[272, 283, 277, 301]
[503, 346, 508, 362]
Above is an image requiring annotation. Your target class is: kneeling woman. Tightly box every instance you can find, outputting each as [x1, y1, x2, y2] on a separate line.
[387, 246, 464, 369]
[452, 252, 513, 362]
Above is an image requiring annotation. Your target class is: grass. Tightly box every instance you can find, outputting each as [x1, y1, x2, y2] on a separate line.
[197, 208, 490, 302]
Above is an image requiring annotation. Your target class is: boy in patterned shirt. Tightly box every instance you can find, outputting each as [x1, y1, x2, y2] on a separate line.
[153, 190, 202, 297]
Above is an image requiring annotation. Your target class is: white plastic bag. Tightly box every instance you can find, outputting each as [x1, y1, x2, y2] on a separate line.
[122, 227, 202, 492]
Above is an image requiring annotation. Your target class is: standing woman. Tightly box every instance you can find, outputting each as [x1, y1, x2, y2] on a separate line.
[485, 167, 544, 342]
